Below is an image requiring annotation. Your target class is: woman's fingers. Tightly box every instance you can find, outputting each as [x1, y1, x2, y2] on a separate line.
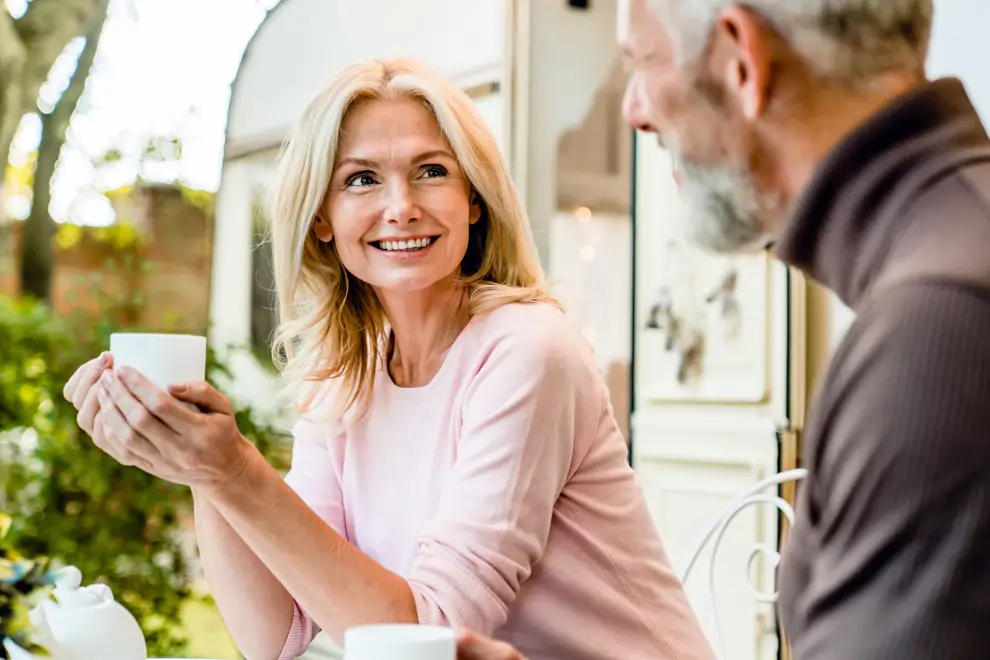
[76, 385, 102, 436]
[64, 352, 112, 410]
[111, 367, 198, 433]
[456, 631, 525, 660]
[99, 371, 180, 448]
[63, 354, 102, 402]
[95, 390, 162, 472]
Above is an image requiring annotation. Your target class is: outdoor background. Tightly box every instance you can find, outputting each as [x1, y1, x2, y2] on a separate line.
[1, 1, 287, 657]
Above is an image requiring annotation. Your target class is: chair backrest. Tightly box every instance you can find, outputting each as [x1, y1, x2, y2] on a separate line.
[679, 468, 808, 660]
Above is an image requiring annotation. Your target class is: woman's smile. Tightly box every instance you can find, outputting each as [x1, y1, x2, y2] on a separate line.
[369, 235, 440, 259]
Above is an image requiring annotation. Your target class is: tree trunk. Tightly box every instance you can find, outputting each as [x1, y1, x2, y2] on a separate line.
[19, 0, 110, 301]
[0, 0, 107, 222]
[0, 9, 28, 181]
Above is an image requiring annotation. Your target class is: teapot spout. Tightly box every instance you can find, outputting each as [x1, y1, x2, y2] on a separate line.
[2, 638, 37, 660]
[29, 599, 69, 657]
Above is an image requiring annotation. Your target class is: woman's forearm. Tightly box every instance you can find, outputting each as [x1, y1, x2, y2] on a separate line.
[202, 447, 419, 643]
[193, 489, 296, 660]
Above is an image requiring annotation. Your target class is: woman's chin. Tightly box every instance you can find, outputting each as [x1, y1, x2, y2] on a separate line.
[370, 272, 454, 296]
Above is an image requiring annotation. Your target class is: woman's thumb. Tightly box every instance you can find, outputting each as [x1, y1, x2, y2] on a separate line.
[168, 380, 234, 415]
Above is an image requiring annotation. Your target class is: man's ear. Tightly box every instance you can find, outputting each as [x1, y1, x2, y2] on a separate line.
[712, 5, 775, 120]
[469, 191, 483, 225]
[313, 215, 334, 243]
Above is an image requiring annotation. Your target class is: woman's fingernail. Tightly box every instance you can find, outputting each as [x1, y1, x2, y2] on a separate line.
[170, 383, 186, 393]
[100, 371, 112, 386]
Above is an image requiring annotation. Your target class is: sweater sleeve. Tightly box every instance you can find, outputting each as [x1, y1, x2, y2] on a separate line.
[791, 283, 990, 659]
[406, 312, 591, 636]
[277, 415, 348, 660]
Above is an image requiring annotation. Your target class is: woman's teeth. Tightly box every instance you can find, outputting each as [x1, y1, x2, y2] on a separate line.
[376, 237, 435, 252]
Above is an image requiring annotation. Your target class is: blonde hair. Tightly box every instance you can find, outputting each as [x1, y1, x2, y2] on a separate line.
[270, 57, 558, 419]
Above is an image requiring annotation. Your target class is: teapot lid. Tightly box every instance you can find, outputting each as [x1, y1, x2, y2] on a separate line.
[51, 566, 110, 608]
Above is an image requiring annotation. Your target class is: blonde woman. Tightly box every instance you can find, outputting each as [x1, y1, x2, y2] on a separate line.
[62, 58, 712, 660]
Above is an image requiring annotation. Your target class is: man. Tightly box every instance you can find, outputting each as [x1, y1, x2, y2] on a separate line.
[459, 0, 990, 658]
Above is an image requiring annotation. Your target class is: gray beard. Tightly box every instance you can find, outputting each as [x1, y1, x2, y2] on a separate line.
[673, 157, 772, 254]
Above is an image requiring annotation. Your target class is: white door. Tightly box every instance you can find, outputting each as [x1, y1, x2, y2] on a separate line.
[631, 132, 796, 660]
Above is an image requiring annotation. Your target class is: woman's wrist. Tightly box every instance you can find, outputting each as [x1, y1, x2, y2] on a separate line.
[200, 438, 269, 501]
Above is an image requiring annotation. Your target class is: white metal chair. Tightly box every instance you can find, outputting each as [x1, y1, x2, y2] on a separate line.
[679, 468, 808, 660]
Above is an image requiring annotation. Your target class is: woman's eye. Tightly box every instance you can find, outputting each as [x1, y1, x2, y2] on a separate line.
[422, 165, 448, 179]
[346, 173, 377, 187]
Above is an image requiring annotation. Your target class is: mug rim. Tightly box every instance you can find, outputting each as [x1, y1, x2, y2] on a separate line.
[344, 623, 455, 644]
[110, 332, 206, 341]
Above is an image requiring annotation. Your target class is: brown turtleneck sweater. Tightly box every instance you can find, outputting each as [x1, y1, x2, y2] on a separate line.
[775, 78, 990, 659]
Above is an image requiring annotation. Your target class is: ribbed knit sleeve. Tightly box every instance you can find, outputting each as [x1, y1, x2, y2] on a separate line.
[783, 282, 990, 659]
[277, 416, 348, 659]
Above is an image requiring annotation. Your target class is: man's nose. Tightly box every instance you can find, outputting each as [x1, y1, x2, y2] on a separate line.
[383, 180, 421, 225]
[622, 77, 656, 133]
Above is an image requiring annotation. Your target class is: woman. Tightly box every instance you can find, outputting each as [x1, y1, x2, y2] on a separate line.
[62, 58, 712, 660]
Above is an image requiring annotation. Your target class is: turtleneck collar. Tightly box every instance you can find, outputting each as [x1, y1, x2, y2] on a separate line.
[774, 78, 989, 307]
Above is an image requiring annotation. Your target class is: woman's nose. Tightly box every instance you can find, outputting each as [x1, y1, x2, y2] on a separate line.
[383, 180, 421, 225]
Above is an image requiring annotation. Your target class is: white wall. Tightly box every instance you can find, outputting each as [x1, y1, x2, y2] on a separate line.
[549, 210, 632, 371]
[227, 0, 507, 149]
[929, 0, 990, 119]
[208, 152, 286, 417]
[524, 0, 621, 264]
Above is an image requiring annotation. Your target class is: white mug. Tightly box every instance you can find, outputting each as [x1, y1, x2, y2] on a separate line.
[109, 333, 207, 394]
[343, 624, 456, 660]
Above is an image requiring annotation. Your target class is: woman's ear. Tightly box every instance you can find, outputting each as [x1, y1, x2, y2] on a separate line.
[469, 191, 483, 225]
[313, 215, 334, 243]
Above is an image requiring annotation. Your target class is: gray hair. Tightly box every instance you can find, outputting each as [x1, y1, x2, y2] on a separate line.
[651, 0, 933, 84]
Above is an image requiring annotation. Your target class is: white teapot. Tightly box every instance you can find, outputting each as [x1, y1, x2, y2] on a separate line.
[4, 566, 147, 660]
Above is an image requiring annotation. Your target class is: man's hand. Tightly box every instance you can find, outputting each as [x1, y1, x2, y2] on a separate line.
[457, 630, 525, 660]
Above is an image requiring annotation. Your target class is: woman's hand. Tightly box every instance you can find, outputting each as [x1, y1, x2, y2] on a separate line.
[63, 352, 114, 438]
[93, 366, 255, 489]
[457, 631, 525, 660]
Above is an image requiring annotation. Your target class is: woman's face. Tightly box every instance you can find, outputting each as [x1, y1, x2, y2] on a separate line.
[317, 97, 482, 294]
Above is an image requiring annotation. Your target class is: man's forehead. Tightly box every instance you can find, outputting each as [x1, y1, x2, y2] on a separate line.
[617, 0, 632, 45]
[617, 0, 668, 57]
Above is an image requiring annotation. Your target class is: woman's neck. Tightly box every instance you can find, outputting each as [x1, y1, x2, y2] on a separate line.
[379, 282, 472, 388]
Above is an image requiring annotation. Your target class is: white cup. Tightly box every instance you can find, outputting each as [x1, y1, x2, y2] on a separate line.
[109, 333, 207, 392]
[343, 624, 456, 660]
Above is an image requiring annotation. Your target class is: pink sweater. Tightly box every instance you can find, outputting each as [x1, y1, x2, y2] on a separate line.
[278, 302, 712, 659]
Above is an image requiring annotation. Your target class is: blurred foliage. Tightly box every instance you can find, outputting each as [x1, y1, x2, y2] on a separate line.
[0, 250, 289, 655]
[180, 187, 215, 217]
[0, 512, 56, 659]
[53, 222, 148, 252]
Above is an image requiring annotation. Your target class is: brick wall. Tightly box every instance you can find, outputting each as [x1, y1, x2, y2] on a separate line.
[0, 184, 214, 333]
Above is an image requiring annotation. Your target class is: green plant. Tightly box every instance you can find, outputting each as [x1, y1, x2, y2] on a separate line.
[0, 513, 56, 659]
[0, 294, 289, 656]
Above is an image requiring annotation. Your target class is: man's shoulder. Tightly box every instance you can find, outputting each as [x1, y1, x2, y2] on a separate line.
[805, 281, 990, 520]
[820, 280, 990, 438]
[878, 161, 990, 294]
[816, 281, 990, 465]
[835, 280, 990, 380]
